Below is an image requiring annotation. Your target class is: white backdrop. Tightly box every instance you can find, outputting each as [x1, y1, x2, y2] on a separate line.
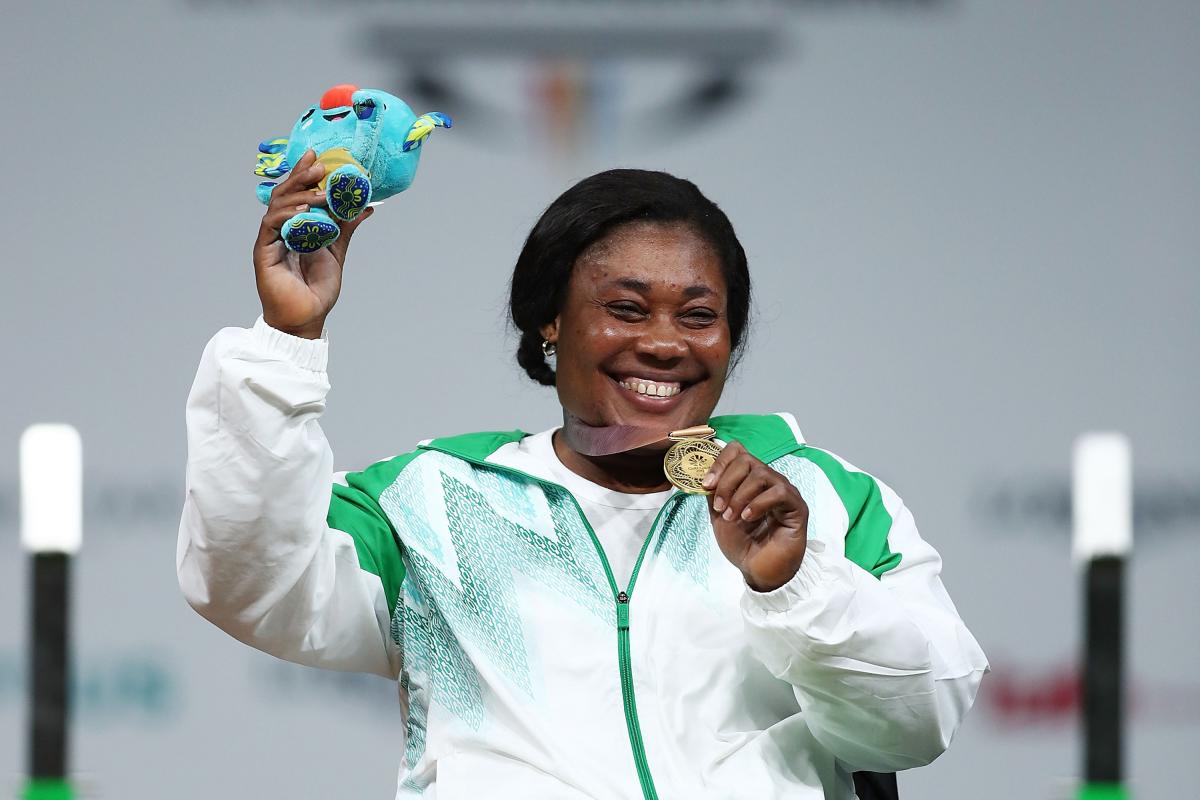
[2, 1, 1198, 797]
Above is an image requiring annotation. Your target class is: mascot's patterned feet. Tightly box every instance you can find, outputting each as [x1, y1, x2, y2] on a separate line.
[282, 212, 341, 253]
[326, 165, 372, 222]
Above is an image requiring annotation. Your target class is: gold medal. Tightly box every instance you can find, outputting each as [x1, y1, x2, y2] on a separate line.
[663, 426, 721, 495]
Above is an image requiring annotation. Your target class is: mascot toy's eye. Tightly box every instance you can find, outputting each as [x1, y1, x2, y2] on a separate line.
[354, 99, 376, 120]
[252, 84, 452, 254]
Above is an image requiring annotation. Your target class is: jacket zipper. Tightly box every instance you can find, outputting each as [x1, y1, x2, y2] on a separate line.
[419, 444, 677, 800]
[617, 593, 653, 797]
[614, 493, 680, 800]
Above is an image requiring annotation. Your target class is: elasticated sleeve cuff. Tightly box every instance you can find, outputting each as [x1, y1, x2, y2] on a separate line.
[251, 316, 329, 372]
[743, 539, 832, 613]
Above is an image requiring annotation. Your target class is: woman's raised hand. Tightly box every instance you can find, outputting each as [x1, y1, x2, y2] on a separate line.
[702, 441, 810, 593]
[253, 149, 374, 340]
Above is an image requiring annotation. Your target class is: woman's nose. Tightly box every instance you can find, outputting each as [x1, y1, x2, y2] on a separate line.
[635, 317, 689, 361]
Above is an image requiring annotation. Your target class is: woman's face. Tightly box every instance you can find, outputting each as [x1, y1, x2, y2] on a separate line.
[543, 221, 732, 440]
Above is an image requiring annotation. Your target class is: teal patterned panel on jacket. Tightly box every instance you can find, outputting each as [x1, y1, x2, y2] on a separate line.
[379, 452, 616, 788]
[652, 496, 713, 588]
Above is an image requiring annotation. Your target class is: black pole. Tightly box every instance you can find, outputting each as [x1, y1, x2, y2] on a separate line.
[1082, 555, 1123, 786]
[29, 552, 70, 781]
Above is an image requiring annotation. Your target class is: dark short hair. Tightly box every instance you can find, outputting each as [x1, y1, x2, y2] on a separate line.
[509, 169, 752, 386]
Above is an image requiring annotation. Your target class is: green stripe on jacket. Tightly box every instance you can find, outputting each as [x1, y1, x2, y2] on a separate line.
[798, 447, 902, 578]
[711, 414, 901, 579]
[327, 450, 429, 616]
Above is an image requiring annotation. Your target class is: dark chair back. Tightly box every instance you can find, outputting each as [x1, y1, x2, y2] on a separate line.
[853, 771, 899, 800]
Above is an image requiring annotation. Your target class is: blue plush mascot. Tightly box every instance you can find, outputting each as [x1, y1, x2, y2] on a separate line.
[254, 84, 452, 253]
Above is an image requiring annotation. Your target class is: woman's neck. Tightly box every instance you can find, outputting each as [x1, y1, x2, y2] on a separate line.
[551, 429, 672, 494]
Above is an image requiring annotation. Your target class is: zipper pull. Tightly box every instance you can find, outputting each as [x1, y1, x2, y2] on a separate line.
[617, 591, 630, 630]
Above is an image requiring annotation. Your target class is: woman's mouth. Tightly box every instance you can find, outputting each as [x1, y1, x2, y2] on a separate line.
[616, 376, 683, 398]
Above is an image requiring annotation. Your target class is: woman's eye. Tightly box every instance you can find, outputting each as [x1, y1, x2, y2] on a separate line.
[682, 309, 718, 325]
[606, 302, 645, 318]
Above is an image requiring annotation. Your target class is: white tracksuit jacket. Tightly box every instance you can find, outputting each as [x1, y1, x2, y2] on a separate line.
[177, 318, 989, 799]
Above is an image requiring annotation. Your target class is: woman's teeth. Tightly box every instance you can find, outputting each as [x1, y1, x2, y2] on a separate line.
[618, 378, 682, 398]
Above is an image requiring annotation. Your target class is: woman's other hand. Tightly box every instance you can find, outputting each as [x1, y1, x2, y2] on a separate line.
[702, 441, 809, 592]
[253, 149, 374, 339]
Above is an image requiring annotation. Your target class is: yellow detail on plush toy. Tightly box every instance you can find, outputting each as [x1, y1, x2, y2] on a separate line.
[315, 148, 367, 191]
[254, 138, 290, 178]
[404, 116, 439, 149]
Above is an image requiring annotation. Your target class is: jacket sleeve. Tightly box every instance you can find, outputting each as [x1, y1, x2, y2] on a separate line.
[740, 452, 989, 772]
[176, 318, 404, 679]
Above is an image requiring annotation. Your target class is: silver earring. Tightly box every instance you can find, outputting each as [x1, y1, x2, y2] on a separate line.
[541, 339, 557, 358]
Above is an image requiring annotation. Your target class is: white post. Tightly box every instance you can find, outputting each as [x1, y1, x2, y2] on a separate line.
[21, 424, 82, 555]
[20, 423, 82, 799]
[1072, 433, 1132, 563]
[1072, 432, 1131, 800]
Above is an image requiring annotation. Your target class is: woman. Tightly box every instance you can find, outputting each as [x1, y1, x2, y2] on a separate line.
[178, 151, 988, 799]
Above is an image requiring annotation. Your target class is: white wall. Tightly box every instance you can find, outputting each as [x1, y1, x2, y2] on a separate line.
[1, 1, 1197, 796]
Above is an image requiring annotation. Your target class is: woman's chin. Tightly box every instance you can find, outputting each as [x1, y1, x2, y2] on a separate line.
[607, 393, 711, 436]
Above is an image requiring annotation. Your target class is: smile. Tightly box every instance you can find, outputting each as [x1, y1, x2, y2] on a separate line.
[616, 376, 683, 398]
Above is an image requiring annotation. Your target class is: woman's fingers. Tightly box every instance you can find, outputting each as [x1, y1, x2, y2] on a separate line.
[290, 148, 317, 171]
[704, 441, 804, 525]
[255, 212, 288, 249]
[703, 441, 810, 590]
[707, 443, 751, 514]
[256, 190, 327, 243]
[739, 483, 799, 524]
[255, 150, 327, 249]
[723, 466, 774, 522]
[256, 201, 313, 249]
[295, 159, 326, 191]
[265, 153, 325, 211]
[273, 187, 327, 210]
[701, 440, 743, 493]
[279, 149, 320, 189]
[262, 202, 308, 231]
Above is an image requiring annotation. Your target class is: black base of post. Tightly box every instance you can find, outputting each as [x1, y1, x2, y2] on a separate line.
[29, 552, 70, 781]
[1083, 556, 1123, 785]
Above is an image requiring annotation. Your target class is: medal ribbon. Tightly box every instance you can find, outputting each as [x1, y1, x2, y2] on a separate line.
[561, 415, 720, 494]
[562, 414, 714, 456]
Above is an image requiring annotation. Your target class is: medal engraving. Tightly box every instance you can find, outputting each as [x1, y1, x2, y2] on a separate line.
[664, 437, 722, 495]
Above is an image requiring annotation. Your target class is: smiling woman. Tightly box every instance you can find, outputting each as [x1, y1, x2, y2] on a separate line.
[177, 162, 988, 799]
